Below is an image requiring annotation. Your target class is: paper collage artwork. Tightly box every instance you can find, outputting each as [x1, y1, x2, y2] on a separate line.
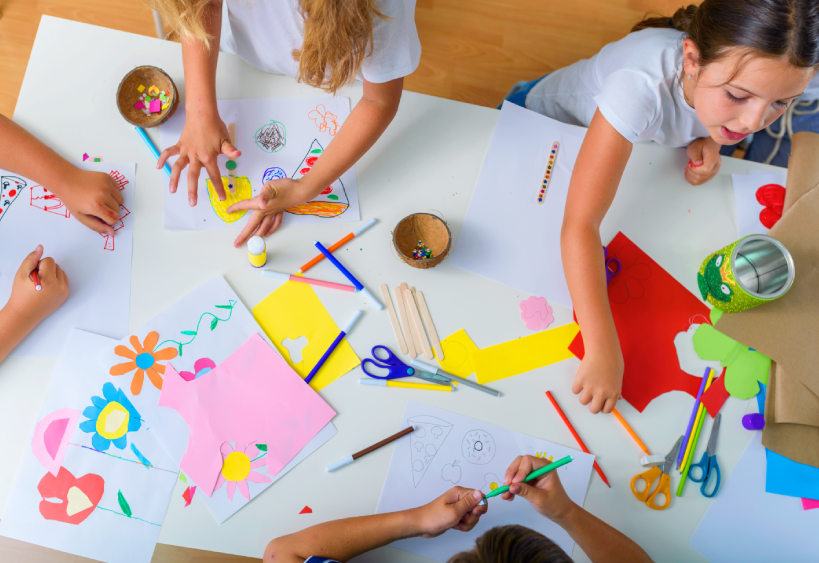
[377, 402, 594, 562]
[98, 275, 339, 523]
[0, 162, 135, 356]
[732, 170, 787, 238]
[160, 97, 359, 230]
[0, 330, 178, 563]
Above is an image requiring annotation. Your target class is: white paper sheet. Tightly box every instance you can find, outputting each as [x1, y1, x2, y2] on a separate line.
[376, 401, 594, 561]
[97, 276, 335, 523]
[450, 102, 586, 308]
[0, 162, 135, 356]
[689, 432, 819, 563]
[0, 330, 177, 563]
[159, 97, 359, 230]
[732, 170, 787, 238]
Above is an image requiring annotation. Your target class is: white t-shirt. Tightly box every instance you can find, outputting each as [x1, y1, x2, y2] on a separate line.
[525, 28, 709, 147]
[220, 0, 421, 84]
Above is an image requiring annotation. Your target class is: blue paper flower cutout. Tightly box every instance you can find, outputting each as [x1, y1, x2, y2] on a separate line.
[79, 382, 141, 451]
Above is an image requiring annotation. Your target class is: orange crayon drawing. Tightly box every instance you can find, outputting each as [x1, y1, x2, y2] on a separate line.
[308, 104, 339, 136]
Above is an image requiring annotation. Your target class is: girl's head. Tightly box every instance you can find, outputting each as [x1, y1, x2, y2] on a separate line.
[634, 0, 819, 145]
[447, 525, 572, 563]
[146, 0, 386, 94]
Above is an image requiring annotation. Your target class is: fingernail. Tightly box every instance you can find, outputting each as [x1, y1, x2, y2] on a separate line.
[189, 199, 195, 206]
[472, 490, 482, 500]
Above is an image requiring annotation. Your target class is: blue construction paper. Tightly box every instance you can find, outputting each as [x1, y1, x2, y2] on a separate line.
[760, 384, 819, 501]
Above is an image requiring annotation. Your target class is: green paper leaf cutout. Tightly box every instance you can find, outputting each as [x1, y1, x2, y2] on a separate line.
[724, 350, 771, 399]
[180, 331, 196, 336]
[256, 444, 268, 451]
[710, 307, 723, 324]
[179, 473, 187, 483]
[210, 317, 218, 331]
[692, 324, 738, 364]
[118, 490, 132, 518]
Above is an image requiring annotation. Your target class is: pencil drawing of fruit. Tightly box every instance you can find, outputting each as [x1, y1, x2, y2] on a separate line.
[441, 460, 461, 483]
[205, 176, 252, 224]
[698, 254, 733, 303]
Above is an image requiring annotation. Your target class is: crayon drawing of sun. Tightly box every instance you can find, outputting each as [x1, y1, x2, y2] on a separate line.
[109, 331, 178, 395]
[214, 442, 271, 501]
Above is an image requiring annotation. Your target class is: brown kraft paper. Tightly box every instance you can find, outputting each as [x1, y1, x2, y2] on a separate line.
[763, 363, 819, 468]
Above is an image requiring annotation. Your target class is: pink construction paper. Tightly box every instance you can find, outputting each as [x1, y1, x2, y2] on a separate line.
[133, 101, 145, 110]
[802, 497, 819, 510]
[148, 99, 160, 113]
[31, 408, 80, 476]
[159, 333, 336, 497]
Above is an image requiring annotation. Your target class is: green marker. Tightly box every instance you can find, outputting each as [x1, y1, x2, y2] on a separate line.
[479, 455, 574, 505]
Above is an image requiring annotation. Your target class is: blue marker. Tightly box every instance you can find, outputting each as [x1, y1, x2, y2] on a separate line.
[135, 127, 172, 178]
[304, 310, 363, 385]
[313, 241, 384, 310]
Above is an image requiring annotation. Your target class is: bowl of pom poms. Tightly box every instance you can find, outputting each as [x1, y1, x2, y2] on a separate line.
[393, 213, 452, 269]
[116, 65, 179, 128]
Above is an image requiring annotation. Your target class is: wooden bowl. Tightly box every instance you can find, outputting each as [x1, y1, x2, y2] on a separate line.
[393, 213, 452, 269]
[116, 65, 179, 128]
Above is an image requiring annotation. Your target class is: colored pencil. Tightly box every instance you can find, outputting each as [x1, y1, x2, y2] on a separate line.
[135, 127, 172, 178]
[358, 379, 452, 392]
[30, 270, 42, 291]
[313, 241, 384, 310]
[612, 408, 651, 456]
[545, 391, 610, 488]
[677, 367, 712, 469]
[304, 310, 363, 385]
[482, 455, 574, 501]
[326, 426, 414, 471]
[677, 375, 715, 497]
[299, 218, 377, 273]
[679, 368, 716, 473]
[262, 270, 356, 292]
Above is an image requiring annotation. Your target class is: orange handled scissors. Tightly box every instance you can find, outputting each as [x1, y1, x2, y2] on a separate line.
[631, 436, 682, 511]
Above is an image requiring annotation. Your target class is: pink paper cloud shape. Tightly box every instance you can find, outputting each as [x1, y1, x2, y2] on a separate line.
[519, 296, 554, 331]
[32, 408, 80, 476]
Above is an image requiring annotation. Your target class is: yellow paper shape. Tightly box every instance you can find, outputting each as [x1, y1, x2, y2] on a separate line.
[253, 281, 360, 391]
[473, 323, 579, 384]
[433, 329, 479, 381]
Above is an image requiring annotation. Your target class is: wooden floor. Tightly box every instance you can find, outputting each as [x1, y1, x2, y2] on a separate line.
[0, 0, 688, 561]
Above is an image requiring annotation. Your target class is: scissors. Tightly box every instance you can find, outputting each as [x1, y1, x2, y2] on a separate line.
[603, 247, 621, 286]
[631, 436, 682, 511]
[689, 413, 722, 498]
[361, 346, 451, 386]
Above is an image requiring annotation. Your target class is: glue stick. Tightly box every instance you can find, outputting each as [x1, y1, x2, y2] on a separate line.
[247, 236, 267, 268]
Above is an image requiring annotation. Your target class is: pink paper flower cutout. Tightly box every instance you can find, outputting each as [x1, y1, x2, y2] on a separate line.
[519, 296, 554, 330]
[214, 442, 271, 501]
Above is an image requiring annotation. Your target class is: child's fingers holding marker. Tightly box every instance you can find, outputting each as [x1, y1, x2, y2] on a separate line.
[75, 214, 115, 237]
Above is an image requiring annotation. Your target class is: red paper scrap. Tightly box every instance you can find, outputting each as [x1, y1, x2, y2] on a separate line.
[182, 485, 196, 507]
[299, 505, 313, 514]
[568, 232, 709, 412]
[700, 370, 730, 417]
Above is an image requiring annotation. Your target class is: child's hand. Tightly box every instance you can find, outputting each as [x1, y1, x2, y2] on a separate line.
[500, 455, 575, 523]
[57, 169, 124, 236]
[572, 343, 623, 414]
[685, 137, 722, 185]
[7, 246, 69, 326]
[226, 177, 316, 247]
[412, 487, 487, 538]
[157, 110, 241, 207]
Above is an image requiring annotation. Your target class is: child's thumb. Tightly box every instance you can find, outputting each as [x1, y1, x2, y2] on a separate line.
[221, 140, 241, 158]
[456, 489, 483, 514]
[20, 245, 44, 274]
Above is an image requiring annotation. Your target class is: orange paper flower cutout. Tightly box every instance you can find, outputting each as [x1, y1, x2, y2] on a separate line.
[109, 331, 178, 395]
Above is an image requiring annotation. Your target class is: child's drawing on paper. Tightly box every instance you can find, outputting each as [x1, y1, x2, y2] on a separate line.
[79, 383, 142, 451]
[255, 120, 286, 153]
[31, 408, 80, 476]
[214, 442, 271, 501]
[461, 429, 496, 465]
[30, 185, 70, 218]
[286, 140, 349, 218]
[309, 104, 339, 136]
[441, 460, 461, 484]
[408, 415, 453, 487]
[262, 166, 287, 183]
[0, 175, 26, 222]
[756, 183, 785, 229]
[38, 468, 104, 525]
[109, 332, 179, 395]
[205, 176, 252, 224]
[179, 358, 216, 381]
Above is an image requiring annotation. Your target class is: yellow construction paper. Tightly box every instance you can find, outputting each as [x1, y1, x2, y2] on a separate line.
[473, 323, 579, 384]
[433, 329, 479, 380]
[253, 281, 360, 391]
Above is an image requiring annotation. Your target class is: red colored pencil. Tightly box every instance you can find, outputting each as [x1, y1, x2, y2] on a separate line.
[545, 391, 611, 488]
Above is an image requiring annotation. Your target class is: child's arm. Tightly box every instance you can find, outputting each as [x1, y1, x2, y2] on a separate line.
[561, 109, 632, 414]
[0, 115, 123, 236]
[264, 487, 486, 563]
[0, 246, 69, 363]
[228, 77, 404, 246]
[500, 455, 653, 563]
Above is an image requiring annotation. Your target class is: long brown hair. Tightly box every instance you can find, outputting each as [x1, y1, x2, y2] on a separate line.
[447, 525, 573, 563]
[632, 0, 819, 70]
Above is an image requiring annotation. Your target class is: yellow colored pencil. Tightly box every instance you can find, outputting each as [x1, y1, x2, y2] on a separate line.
[358, 378, 452, 392]
[680, 369, 715, 473]
[612, 408, 651, 455]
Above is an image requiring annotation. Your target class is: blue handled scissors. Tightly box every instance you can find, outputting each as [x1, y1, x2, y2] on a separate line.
[689, 412, 722, 498]
[361, 346, 451, 385]
[603, 247, 621, 286]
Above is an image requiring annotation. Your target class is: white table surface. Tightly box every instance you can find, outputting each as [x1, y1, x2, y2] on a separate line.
[0, 16, 778, 563]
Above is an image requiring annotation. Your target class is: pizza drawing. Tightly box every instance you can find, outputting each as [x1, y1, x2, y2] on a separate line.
[30, 185, 70, 218]
[461, 429, 496, 465]
[0, 175, 27, 222]
[286, 139, 349, 218]
[408, 415, 453, 487]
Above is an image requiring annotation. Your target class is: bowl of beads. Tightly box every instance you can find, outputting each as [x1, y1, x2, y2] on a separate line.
[116, 65, 179, 128]
[393, 213, 451, 269]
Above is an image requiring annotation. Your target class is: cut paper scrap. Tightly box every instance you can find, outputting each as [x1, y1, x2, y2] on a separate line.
[37, 467, 104, 525]
[158, 332, 336, 497]
[674, 324, 722, 377]
[700, 371, 730, 417]
[803, 498, 819, 510]
[253, 280, 360, 391]
[130, 443, 153, 469]
[433, 329, 478, 379]
[178, 357, 216, 382]
[519, 296, 554, 331]
[31, 408, 80, 476]
[214, 441, 271, 501]
[568, 232, 709, 412]
[182, 486, 196, 507]
[78, 382, 142, 452]
[692, 309, 770, 400]
[299, 505, 313, 514]
[109, 331, 178, 395]
[473, 323, 579, 384]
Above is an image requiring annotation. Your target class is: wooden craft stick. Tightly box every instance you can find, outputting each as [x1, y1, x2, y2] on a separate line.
[400, 284, 424, 357]
[416, 290, 444, 361]
[381, 284, 408, 354]
[394, 286, 417, 358]
[227, 123, 237, 193]
[405, 286, 433, 359]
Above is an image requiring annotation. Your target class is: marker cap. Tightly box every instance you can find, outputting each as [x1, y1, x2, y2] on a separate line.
[326, 455, 355, 472]
[262, 270, 289, 281]
[359, 287, 384, 310]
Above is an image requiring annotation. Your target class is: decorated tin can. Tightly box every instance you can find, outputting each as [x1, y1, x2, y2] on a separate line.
[698, 234, 794, 313]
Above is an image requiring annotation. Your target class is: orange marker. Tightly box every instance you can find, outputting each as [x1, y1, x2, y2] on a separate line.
[298, 218, 376, 274]
[30, 270, 42, 291]
[612, 408, 651, 455]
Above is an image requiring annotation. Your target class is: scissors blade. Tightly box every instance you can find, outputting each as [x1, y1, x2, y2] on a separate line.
[414, 370, 452, 385]
[707, 413, 721, 456]
[663, 436, 684, 474]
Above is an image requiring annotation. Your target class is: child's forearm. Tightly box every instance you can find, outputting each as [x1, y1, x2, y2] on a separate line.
[0, 304, 39, 364]
[265, 509, 421, 563]
[0, 115, 75, 195]
[556, 503, 653, 563]
[181, 0, 223, 115]
[300, 78, 403, 198]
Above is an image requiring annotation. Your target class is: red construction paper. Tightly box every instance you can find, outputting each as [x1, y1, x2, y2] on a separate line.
[299, 505, 313, 514]
[37, 467, 104, 525]
[700, 371, 730, 417]
[568, 232, 709, 412]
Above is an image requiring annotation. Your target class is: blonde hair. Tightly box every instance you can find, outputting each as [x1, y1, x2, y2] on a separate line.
[146, 0, 387, 94]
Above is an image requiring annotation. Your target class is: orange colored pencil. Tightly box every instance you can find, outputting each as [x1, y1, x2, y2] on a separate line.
[612, 408, 650, 455]
[545, 391, 610, 488]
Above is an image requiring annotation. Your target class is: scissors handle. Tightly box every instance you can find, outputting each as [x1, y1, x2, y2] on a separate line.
[688, 452, 710, 483]
[361, 358, 414, 380]
[631, 466, 661, 503]
[645, 473, 672, 510]
[699, 456, 721, 498]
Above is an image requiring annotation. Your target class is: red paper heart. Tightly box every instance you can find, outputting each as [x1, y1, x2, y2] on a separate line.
[755, 183, 785, 229]
[38, 467, 104, 525]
